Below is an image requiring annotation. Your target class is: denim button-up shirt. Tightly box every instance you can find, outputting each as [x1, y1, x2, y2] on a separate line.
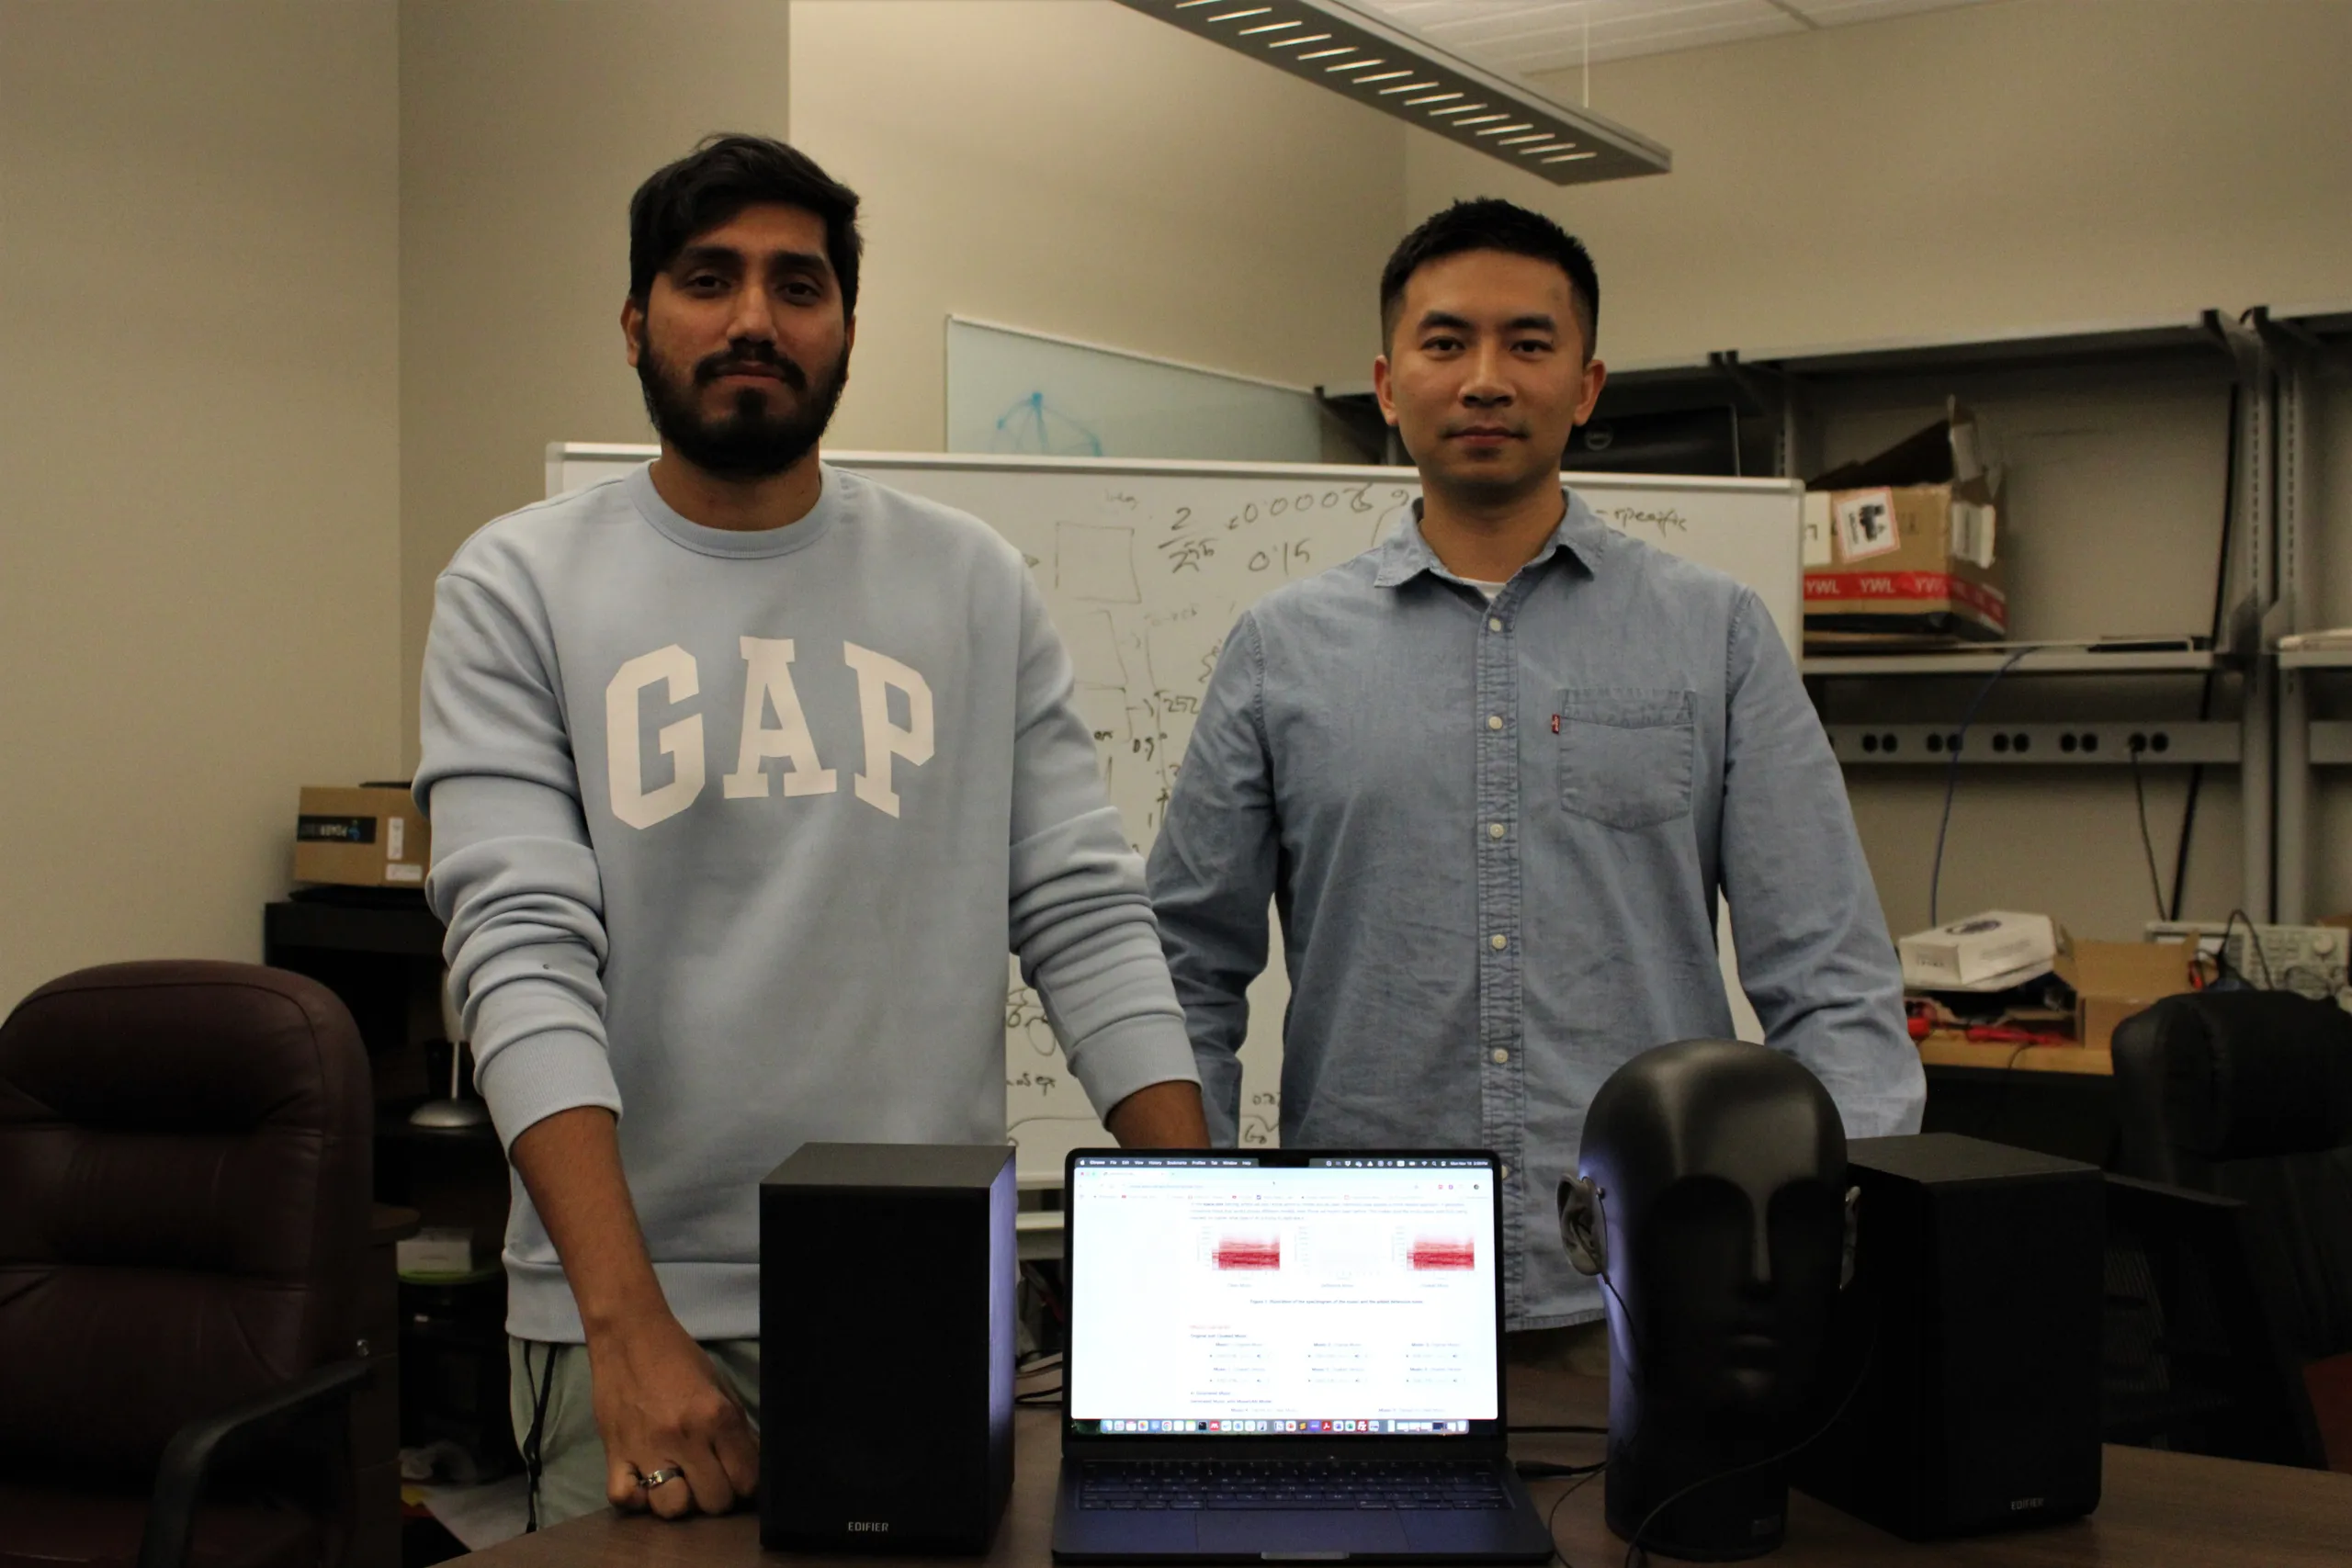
[1146, 491, 1924, 1329]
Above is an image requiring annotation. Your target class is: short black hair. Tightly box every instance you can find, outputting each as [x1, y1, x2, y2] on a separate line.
[1379, 198, 1599, 358]
[628, 134, 864, 317]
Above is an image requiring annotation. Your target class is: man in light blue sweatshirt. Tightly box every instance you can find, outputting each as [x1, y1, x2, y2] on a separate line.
[416, 134, 1206, 1528]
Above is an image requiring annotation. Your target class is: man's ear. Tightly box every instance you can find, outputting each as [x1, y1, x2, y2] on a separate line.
[1372, 353, 1398, 428]
[1839, 1185, 1861, 1290]
[1558, 1174, 1606, 1277]
[622, 296, 645, 369]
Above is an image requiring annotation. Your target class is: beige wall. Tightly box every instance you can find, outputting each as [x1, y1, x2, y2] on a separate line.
[789, 0, 1407, 454]
[1407, 0, 2352, 367]
[0, 1, 401, 1010]
[398, 0, 794, 770]
[1408, 0, 2352, 939]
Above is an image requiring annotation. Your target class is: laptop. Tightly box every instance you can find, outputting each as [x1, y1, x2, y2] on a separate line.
[1051, 1149, 1555, 1563]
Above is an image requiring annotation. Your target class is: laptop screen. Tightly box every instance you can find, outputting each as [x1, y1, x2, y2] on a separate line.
[1064, 1152, 1502, 1439]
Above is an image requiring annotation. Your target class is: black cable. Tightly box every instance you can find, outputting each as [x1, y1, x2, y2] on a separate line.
[1518, 1459, 1608, 1479]
[2222, 908, 2275, 988]
[1988, 1039, 2038, 1145]
[1544, 1464, 1604, 1568]
[1016, 1383, 1064, 1407]
[1620, 1325, 1879, 1568]
[2171, 380, 2242, 922]
[1927, 649, 2031, 928]
[2127, 742, 2167, 920]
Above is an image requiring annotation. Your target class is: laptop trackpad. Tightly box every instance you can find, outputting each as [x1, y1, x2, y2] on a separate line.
[1196, 1510, 1410, 1557]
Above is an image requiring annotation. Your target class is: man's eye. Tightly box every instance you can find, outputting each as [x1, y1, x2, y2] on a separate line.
[1424, 337, 1461, 353]
[1515, 340, 1554, 354]
[683, 275, 727, 293]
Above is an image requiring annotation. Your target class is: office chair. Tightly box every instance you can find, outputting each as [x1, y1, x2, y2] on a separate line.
[2109, 990, 2352, 1471]
[0, 962, 375, 1568]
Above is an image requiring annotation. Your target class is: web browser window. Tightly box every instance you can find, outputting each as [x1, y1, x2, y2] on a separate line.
[1067, 1156, 1499, 1436]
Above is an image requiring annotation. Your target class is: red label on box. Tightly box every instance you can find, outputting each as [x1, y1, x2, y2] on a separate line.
[1805, 570, 2007, 627]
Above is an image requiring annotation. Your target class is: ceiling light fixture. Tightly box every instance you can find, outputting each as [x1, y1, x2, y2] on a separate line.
[1112, 0, 1668, 186]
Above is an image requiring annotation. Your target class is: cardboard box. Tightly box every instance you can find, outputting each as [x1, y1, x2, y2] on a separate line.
[1804, 405, 2007, 647]
[1899, 910, 2057, 989]
[294, 784, 428, 887]
[2056, 941, 2199, 1051]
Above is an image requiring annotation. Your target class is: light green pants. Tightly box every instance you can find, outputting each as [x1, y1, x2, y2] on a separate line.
[507, 1337, 763, 1529]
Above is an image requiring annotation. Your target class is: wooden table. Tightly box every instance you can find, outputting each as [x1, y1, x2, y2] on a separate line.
[456, 1365, 2351, 1568]
[1917, 1031, 2111, 1077]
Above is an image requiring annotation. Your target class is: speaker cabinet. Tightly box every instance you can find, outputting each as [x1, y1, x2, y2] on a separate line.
[761, 1143, 1016, 1553]
[1796, 1134, 2103, 1539]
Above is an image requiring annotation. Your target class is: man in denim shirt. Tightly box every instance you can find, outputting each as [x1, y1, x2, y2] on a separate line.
[1146, 200, 1923, 1354]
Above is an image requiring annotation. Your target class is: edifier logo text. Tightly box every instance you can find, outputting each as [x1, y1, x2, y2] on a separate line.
[847, 1522, 891, 1533]
[2010, 1498, 2045, 1512]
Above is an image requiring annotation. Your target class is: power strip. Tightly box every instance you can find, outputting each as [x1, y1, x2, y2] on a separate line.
[2143, 920, 2350, 1001]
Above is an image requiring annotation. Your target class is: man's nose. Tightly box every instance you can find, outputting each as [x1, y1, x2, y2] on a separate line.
[1461, 343, 1513, 405]
[724, 284, 780, 345]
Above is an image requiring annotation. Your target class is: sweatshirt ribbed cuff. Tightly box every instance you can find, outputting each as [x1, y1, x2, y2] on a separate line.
[475, 1026, 624, 1152]
[1065, 1012, 1201, 1122]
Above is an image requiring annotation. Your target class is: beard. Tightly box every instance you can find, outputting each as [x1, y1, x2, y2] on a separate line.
[634, 330, 849, 481]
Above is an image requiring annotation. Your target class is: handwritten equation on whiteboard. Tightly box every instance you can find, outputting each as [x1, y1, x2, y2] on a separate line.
[999, 478, 1419, 1150]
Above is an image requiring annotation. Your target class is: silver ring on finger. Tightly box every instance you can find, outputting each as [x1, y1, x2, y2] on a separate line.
[638, 1467, 685, 1489]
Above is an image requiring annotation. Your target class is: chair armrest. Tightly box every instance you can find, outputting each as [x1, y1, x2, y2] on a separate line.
[139, 1356, 374, 1568]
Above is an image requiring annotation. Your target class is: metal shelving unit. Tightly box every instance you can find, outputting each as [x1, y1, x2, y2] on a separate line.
[1600, 311, 2283, 911]
[2271, 304, 2352, 919]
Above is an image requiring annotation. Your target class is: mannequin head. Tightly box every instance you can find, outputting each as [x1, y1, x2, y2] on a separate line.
[1558, 1040, 1857, 1559]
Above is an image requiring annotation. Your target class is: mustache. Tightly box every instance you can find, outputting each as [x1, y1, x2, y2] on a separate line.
[694, 343, 809, 392]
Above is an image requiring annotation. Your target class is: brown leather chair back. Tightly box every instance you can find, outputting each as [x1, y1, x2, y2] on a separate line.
[0, 962, 372, 1477]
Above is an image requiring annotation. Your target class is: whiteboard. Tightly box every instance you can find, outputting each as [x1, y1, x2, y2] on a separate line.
[548, 446, 1802, 1180]
[946, 317, 1328, 464]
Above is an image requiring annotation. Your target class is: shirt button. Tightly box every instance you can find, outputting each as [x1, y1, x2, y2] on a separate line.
[1487, 715, 1504, 730]
[1490, 1048, 1510, 1066]
[1487, 823, 1506, 840]
[1489, 933, 1508, 951]
[1488, 617, 1504, 632]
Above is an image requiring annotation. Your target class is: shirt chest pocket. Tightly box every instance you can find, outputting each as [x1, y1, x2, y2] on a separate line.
[1556, 688, 1695, 829]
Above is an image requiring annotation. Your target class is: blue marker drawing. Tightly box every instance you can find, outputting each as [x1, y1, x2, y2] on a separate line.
[991, 391, 1104, 457]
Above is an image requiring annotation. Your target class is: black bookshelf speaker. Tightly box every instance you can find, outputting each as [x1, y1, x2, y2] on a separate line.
[1794, 1134, 2104, 1540]
[760, 1143, 1016, 1553]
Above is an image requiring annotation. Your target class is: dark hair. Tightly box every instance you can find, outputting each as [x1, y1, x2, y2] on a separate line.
[1379, 198, 1599, 358]
[628, 134, 864, 317]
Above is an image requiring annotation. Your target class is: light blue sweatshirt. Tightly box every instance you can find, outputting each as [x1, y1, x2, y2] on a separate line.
[416, 462, 1198, 1341]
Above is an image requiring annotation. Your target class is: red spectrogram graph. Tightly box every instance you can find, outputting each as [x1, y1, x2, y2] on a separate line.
[1213, 1235, 1283, 1269]
[1408, 1237, 1476, 1270]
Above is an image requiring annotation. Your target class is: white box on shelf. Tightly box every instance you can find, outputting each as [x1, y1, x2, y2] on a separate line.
[1899, 911, 2058, 989]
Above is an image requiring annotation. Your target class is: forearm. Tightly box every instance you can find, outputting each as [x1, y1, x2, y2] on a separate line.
[508, 1106, 671, 1337]
[1106, 1078, 1209, 1147]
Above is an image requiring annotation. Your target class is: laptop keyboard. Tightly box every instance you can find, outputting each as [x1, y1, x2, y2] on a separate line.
[1078, 1460, 1509, 1512]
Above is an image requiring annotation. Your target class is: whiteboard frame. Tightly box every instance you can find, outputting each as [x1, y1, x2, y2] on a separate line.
[945, 315, 1320, 396]
[543, 444, 1800, 1177]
